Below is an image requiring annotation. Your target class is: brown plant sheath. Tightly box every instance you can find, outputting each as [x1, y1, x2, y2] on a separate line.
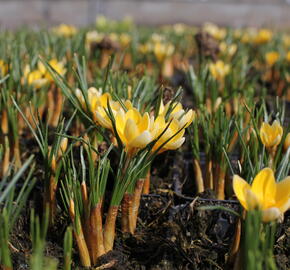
[47, 85, 55, 124]
[73, 218, 91, 267]
[69, 200, 91, 267]
[13, 138, 21, 169]
[88, 204, 105, 264]
[142, 170, 151, 194]
[1, 265, 12, 270]
[217, 168, 226, 200]
[227, 218, 241, 268]
[51, 87, 63, 127]
[121, 193, 132, 233]
[48, 174, 57, 225]
[130, 179, 144, 234]
[192, 159, 204, 193]
[2, 137, 10, 178]
[205, 158, 213, 190]
[104, 205, 119, 252]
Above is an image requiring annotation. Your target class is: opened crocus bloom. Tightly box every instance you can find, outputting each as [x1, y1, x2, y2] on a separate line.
[114, 108, 153, 155]
[260, 120, 283, 149]
[233, 168, 290, 222]
[152, 103, 195, 153]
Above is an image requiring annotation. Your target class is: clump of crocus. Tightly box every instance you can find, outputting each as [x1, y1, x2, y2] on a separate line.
[209, 60, 230, 82]
[233, 168, 290, 222]
[265, 51, 279, 67]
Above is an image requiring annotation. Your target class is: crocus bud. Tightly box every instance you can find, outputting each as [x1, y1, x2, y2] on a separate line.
[284, 133, 290, 151]
[260, 120, 283, 149]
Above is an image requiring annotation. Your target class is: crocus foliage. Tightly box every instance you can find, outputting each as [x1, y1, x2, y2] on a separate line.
[233, 168, 290, 222]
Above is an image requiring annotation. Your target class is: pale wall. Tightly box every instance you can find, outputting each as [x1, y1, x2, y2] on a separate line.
[0, 0, 290, 28]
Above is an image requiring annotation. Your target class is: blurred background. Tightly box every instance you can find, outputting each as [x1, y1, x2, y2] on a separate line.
[1, 0, 290, 28]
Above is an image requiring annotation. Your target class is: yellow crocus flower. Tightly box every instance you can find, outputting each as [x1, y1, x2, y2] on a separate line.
[203, 22, 226, 40]
[209, 60, 230, 81]
[153, 42, 174, 63]
[233, 168, 290, 222]
[151, 116, 186, 153]
[76, 87, 112, 112]
[0, 59, 8, 76]
[38, 59, 66, 81]
[52, 24, 77, 37]
[265, 51, 279, 67]
[260, 120, 283, 149]
[114, 109, 153, 155]
[253, 29, 273, 45]
[151, 103, 195, 153]
[119, 33, 131, 48]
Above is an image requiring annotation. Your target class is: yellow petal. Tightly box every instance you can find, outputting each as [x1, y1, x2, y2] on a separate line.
[275, 176, 290, 212]
[251, 168, 276, 208]
[138, 112, 150, 132]
[95, 111, 111, 129]
[130, 130, 152, 149]
[165, 137, 185, 150]
[126, 109, 141, 123]
[124, 118, 138, 142]
[115, 110, 126, 132]
[233, 175, 251, 210]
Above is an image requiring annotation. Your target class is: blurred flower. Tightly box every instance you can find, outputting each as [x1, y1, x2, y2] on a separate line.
[52, 24, 77, 37]
[23, 66, 48, 88]
[153, 42, 174, 63]
[86, 31, 105, 47]
[209, 60, 230, 81]
[265, 51, 279, 67]
[138, 43, 152, 54]
[286, 51, 290, 63]
[260, 120, 283, 149]
[219, 42, 237, 57]
[203, 22, 226, 40]
[233, 168, 290, 222]
[253, 29, 273, 44]
[0, 59, 8, 76]
[119, 33, 132, 48]
[37, 59, 66, 82]
[173, 23, 186, 35]
[282, 34, 290, 48]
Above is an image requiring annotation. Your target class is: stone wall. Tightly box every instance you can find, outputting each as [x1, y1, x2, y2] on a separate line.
[1, 0, 290, 28]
